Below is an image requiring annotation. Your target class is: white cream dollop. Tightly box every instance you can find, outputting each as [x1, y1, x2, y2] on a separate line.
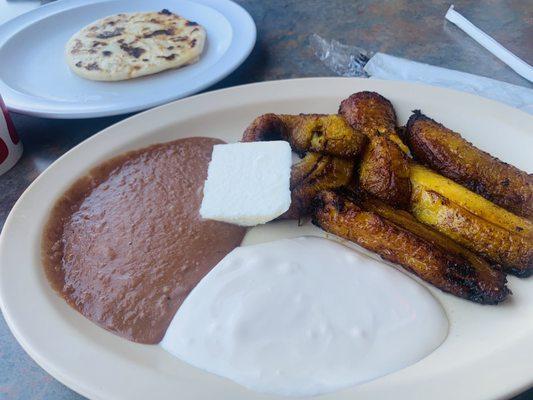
[161, 237, 448, 397]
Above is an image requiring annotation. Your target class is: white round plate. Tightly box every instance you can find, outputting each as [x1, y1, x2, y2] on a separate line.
[1, 78, 533, 400]
[0, 0, 255, 119]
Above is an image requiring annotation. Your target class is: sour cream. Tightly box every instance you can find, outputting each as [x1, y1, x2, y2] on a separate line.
[161, 237, 448, 397]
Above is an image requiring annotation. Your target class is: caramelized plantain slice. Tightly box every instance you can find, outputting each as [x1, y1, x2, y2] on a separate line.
[289, 152, 324, 189]
[283, 153, 355, 219]
[242, 113, 367, 158]
[312, 190, 509, 304]
[410, 182, 533, 276]
[339, 91, 409, 153]
[405, 111, 533, 219]
[241, 112, 288, 143]
[339, 91, 412, 206]
[410, 163, 532, 237]
[359, 194, 504, 275]
[359, 136, 411, 209]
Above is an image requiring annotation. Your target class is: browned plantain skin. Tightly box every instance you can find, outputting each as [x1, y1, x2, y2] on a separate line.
[241, 113, 288, 143]
[410, 185, 533, 277]
[242, 113, 367, 158]
[339, 91, 411, 206]
[359, 136, 411, 209]
[312, 190, 509, 304]
[339, 91, 397, 138]
[405, 111, 533, 219]
[283, 153, 354, 219]
[358, 194, 507, 276]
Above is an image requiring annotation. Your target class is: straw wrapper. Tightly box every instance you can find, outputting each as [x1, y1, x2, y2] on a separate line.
[445, 5, 533, 83]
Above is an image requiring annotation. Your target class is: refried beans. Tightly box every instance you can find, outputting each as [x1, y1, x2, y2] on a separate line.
[42, 137, 246, 344]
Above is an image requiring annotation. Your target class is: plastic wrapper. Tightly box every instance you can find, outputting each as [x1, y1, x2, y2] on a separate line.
[309, 33, 370, 77]
[309, 34, 533, 114]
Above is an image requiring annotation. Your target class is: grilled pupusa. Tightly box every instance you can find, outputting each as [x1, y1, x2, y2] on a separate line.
[312, 190, 509, 304]
[339, 91, 411, 207]
[65, 10, 206, 81]
[242, 113, 367, 158]
[405, 110, 533, 219]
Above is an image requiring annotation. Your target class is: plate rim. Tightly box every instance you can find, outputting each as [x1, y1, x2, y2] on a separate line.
[0, 0, 256, 119]
[1, 77, 533, 400]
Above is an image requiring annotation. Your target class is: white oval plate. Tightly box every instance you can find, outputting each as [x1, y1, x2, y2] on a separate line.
[0, 0, 255, 119]
[1, 78, 533, 400]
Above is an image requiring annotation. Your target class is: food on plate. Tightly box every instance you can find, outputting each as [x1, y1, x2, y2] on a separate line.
[284, 152, 355, 219]
[339, 91, 409, 153]
[241, 113, 359, 219]
[240, 90, 532, 302]
[405, 111, 533, 218]
[312, 190, 509, 304]
[409, 163, 532, 237]
[358, 136, 411, 209]
[339, 91, 411, 206]
[289, 152, 323, 187]
[200, 141, 292, 226]
[242, 113, 367, 158]
[358, 194, 507, 281]
[410, 183, 533, 276]
[161, 237, 448, 396]
[42, 137, 245, 343]
[65, 9, 206, 81]
[39, 86, 532, 352]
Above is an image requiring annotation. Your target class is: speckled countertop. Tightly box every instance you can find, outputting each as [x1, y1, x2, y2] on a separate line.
[1, 1, 532, 399]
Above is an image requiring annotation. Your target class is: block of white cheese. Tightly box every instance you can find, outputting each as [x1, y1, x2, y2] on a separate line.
[200, 141, 292, 226]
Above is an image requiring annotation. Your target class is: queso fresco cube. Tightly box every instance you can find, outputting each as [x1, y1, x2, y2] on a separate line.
[200, 141, 292, 226]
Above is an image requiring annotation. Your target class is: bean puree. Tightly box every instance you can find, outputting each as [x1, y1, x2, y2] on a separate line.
[42, 137, 246, 344]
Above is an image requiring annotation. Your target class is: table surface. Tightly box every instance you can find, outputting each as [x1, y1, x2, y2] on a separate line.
[1, 0, 532, 399]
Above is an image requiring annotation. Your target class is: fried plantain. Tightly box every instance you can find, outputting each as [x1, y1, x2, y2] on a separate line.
[410, 163, 532, 237]
[241, 112, 288, 142]
[359, 194, 505, 274]
[339, 91, 409, 153]
[339, 91, 412, 206]
[283, 153, 355, 219]
[312, 190, 509, 304]
[405, 111, 533, 219]
[359, 136, 411, 209]
[242, 113, 367, 158]
[410, 182, 533, 276]
[290, 152, 323, 189]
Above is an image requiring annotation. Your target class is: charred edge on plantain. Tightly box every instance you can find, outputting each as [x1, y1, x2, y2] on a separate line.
[444, 262, 508, 304]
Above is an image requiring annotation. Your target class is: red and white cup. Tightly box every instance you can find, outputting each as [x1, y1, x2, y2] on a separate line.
[0, 95, 22, 176]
